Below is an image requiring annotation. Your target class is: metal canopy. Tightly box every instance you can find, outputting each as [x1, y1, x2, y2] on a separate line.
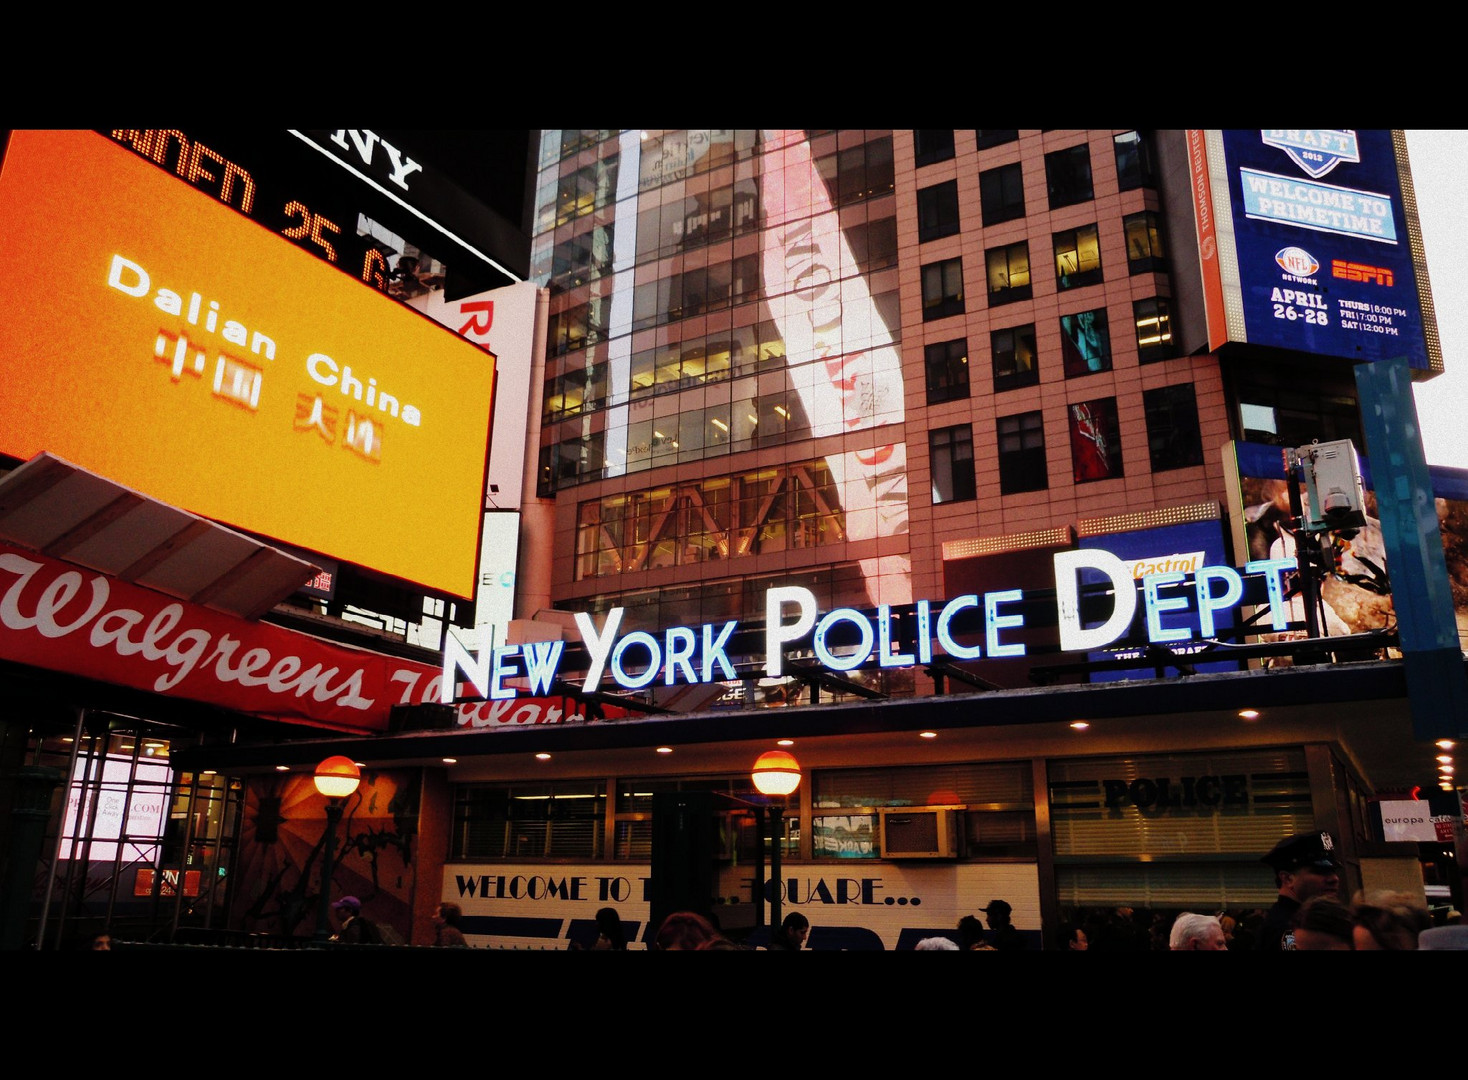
[0, 452, 320, 621]
[172, 660, 1430, 791]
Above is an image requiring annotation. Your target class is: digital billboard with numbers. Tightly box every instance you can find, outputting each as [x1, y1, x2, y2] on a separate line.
[0, 129, 496, 599]
[1189, 129, 1442, 374]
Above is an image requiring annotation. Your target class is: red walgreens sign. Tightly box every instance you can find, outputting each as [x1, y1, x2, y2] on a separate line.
[0, 542, 444, 732]
[0, 541, 630, 734]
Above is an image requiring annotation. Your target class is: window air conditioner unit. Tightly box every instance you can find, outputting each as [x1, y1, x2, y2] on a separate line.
[879, 807, 960, 859]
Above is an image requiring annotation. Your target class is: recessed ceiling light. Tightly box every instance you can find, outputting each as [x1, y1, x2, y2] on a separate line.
[919, 730, 938, 739]
[535, 752, 551, 761]
[1238, 709, 1260, 720]
[1441, 781, 1455, 790]
[1437, 740, 1457, 750]
[655, 746, 673, 754]
[275, 765, 290, 772]
[776, 738, 794, 747]
[202, 770, 216, 776]
[1437, 755, 1454, 764]
[1070, 721, 1090, 730]
[442, 757, 457, 765]
[1440, 765, 1455, 775]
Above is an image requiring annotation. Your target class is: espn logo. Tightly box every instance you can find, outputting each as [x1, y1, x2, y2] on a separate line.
[1332, 259, 1394, 287]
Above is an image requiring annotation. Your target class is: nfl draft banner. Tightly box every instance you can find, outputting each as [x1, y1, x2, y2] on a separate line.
[1190, 129, 1440, 372]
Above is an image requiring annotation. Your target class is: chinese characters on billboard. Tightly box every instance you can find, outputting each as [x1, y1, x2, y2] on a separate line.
[0, 130, 496, 598]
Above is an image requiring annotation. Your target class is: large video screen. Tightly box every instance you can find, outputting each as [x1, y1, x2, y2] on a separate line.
[1229, 441, 1468, 646]
[0, 130, 496, 598]
[1202, 129, 1438, 371]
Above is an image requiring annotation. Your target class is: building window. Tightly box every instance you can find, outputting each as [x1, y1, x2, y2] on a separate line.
[1145, 384, 1206, 471]
[925, 338, 970, 404]
[1053, 224, 1103, 290]
[538, 432, 605, 496]
[453, 782, 607, 859]
[980, 162, 1025, 226]
[824, 136, 895, 206]
[917, 180, 961, 242]
[1124, 211, 1166, 274]
[922, 257, 965, 321]
[544, 361, 610, 421]
[992, 324, 1038, 392]
[1045, 143, 1094, 209]
[914, 129, 955, 167]
[847, 216, 899, 272]
[930, 425, 976, 504]
[547, 299, 606, 355]
[974, 130, 1019, 151]
[1114, 130, 1157, 191]
[1134, 297, 1174, 364]
[1060, 309, 1111, 377]
[997, 411, 1047, 494]
[985, 242, 1031, 306]
[1069, 397, 1123, 482]
[1236, 381, 1363, 449]
[813, 761, 1037, 860]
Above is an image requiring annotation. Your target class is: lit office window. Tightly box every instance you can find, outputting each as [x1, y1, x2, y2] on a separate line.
[1134, 297, 1174, 364]
[1054, 225, 1103, 290]
[986, 242, 1031, 306]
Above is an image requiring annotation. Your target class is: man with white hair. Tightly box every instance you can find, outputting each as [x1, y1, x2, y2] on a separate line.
[914, 936, 960, 950]
[1169, 912, 1227, 950]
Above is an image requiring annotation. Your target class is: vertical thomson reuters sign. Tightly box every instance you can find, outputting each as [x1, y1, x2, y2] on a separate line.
[0, 131, 496, 598]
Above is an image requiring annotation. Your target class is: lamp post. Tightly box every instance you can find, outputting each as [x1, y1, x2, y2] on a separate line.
[312, 755, 361, 943]
[751, 750, 801, 937]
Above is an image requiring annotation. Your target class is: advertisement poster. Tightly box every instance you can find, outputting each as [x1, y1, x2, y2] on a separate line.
[1213, 129, 1437, 371]
[1077, 517, 1239, 679]
[234, 769, 419, 942]
[1230, 441, 1468, 644]
[443, 860, 1040, 951]
[0, 130, 496, 598]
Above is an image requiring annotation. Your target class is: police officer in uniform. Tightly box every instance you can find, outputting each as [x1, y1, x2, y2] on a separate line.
[1256, 831, 1342, 951]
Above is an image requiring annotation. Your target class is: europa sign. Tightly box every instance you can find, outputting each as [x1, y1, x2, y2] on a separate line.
[0, 130, 496, 599]
[442, 552, 1298, 701]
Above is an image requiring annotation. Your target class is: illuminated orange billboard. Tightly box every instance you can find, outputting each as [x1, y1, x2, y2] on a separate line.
[0, 130, 495, 598]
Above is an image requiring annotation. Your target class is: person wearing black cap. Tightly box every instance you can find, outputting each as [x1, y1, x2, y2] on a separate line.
[1256, 831, 1342, 951]
[981, 899, 1027, 951]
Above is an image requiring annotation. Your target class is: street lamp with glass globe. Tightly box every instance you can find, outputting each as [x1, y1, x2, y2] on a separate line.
[312, 756, 361, 943]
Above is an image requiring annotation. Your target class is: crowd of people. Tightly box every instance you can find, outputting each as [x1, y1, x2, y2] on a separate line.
[84, 830, 1447, 951]
[634, 832, 1464, 951]
[1059, 832, 1465, 951]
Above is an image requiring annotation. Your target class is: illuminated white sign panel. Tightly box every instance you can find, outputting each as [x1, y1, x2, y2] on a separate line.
[62, 756, 172, 864]
[1378, 800, 1436, 842]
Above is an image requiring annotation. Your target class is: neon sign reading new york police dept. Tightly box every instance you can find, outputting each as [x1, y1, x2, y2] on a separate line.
[439, 553, 1298, 702]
